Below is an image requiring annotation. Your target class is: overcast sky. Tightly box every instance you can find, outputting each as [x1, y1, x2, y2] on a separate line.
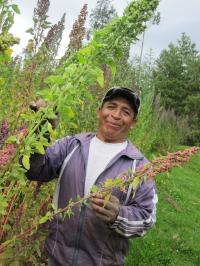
[10, 0, 200, 59]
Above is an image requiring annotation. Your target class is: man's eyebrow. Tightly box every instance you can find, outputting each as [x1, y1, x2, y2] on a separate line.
[107, 101, 117, 105]
[107, 101, 132, 112]
[106, 101, 117, 106]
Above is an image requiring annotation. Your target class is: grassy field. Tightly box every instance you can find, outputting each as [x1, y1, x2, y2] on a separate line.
[125, 150, 200, 266]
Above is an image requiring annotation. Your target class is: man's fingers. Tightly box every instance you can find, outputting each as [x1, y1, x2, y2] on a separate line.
[91, 202, 109, 215]
[91, 201, 111, 216]
[109, 195, 120, 204]
[92, 191, 111, 199]
[91, 197, 113, 210]
[103, 200, 114, 210]
[90, 195, 120, 223]
[91, 197, 104, 207]
[91, 195, 118, 210]
[94, 212, 110, 223]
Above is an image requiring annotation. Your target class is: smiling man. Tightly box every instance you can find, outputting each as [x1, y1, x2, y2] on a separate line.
[97, 89, 137, 143]
[25, 87, 157, 266]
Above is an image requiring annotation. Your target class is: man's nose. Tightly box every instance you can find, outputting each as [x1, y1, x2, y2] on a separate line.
[112, 109, 121, 119]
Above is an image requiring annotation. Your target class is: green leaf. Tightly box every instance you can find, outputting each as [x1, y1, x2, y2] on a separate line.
[0, 196, 8, 215]
[46, 109, 57, 119]
[35, 243, 41, 257]
[51, 203, 56, 211]
[65, 106, 75, 119]
[39, 211, 52, 224]
[104, 178, 114, 187]
[39, 216, 49, 224]
[0, 77, 5, 85]
[90, 185, 99, 193]
[108, 60, 116, 76]
[11, 4, 20, 14]
[66, 207, 73, 218]
[35, 142, 45, 154]
[132, 176, 140, 191]
[103, 192, 111, 208]
[77, 46, 91, 58]
[77, 53, 87, 64]
[47, 122, 56, 138]
[3, 224, 12, 231]
[96, 69, 104, 88]
[6, 135, 17, 144]
[22, 155, 30, 170]
[45, 75, 63, 85]
[70, 122, 78, 129]
[25, 27, 33, 34]
[47, 122, 53, 133]
[20, 113, 32, 120]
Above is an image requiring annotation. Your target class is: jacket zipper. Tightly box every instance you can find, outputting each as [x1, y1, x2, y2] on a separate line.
[72, 203, 86, 266]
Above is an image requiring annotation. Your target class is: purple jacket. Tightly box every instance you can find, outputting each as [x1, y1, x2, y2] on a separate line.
[27, 133, 157, 266]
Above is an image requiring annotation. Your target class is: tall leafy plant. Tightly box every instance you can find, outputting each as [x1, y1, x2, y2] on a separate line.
[62, 4, 88, 61]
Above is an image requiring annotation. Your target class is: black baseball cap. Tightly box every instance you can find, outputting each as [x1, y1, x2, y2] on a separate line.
[102, 87, 141, 117]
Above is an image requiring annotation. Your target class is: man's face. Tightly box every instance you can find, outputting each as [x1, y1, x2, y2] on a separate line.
[96, 97, 136, 143]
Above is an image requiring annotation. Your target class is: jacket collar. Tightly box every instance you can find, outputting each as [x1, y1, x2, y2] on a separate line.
[74, 132, 144, 160]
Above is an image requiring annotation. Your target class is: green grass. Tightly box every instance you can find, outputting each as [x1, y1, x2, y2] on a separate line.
[125, 151, 200, 266]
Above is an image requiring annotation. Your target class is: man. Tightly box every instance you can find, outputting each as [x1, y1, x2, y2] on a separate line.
[26, 87, 157, 266]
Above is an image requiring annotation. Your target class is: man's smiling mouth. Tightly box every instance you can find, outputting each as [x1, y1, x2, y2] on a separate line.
[106, 121, 121, 128]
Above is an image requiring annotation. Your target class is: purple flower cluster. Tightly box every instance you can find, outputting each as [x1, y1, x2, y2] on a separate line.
[0, 144, 15, 166]
[0, 121, 9, 149]
[143, 146, 200, 178]
[0, 126, 28, 167]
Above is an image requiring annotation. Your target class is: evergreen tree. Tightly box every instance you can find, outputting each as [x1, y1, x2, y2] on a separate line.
[153, 33, 200, 145]
[89, 0, 117, 30]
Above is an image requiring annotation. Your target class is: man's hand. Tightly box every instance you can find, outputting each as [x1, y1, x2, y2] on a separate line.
[29, 99, 59, 129]
[29, 99, 47, 111]
[91, 194, 120, 224]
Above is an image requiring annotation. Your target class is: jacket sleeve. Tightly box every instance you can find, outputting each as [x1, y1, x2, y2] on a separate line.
[25, 137, 71, 182]
[109, 158, 158, 238]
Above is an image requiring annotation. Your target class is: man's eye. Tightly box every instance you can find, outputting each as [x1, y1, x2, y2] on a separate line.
[123, 111, 131, 116]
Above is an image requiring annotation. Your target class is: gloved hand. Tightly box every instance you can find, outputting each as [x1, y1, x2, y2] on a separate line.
[91, 194, 120, 224]
[29, 99, 59, 142]
[30, 99, 59, 130]
[29, 99, 47, 111]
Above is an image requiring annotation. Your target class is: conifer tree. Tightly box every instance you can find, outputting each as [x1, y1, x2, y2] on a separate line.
[153, 33, 200, 145]
[89, 0, 117, 30]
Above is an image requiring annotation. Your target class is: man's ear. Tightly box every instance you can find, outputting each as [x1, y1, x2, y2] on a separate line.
[131, 119, 137, 128]
[97, 108, 101, 118]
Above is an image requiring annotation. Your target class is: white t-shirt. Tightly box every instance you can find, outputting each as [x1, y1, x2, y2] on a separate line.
[84, 136, 127, 195]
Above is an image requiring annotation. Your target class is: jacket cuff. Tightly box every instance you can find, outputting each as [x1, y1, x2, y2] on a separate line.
[108, 205, 123, 228]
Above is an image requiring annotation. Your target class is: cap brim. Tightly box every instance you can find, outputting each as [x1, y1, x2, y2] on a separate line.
[103, 90, 138, 114]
